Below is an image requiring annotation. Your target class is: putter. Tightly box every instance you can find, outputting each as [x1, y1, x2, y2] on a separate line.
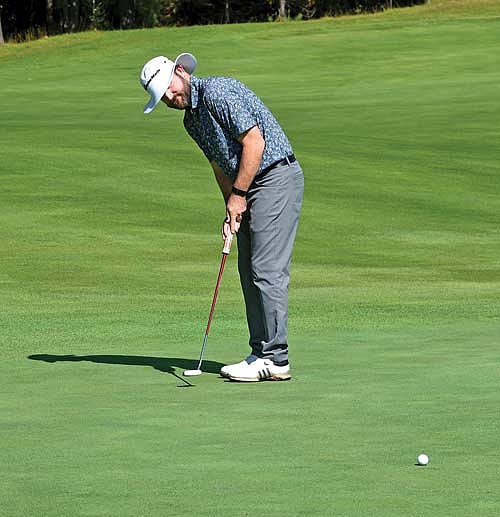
[183, 232, 234, 377]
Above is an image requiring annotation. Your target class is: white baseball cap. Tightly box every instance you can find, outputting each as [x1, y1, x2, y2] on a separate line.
[140, 53, 197, 114]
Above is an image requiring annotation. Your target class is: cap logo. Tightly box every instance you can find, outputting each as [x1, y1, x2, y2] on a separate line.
[144, 68, 161, 91]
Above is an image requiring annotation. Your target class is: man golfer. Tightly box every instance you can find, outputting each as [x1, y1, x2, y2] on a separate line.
[140, 53, 304, 382]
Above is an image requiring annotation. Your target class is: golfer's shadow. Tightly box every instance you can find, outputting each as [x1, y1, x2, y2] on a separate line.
[28, 354, 224, 386]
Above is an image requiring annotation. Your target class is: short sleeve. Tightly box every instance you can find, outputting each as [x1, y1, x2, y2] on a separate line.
[205, 84, 257, 140]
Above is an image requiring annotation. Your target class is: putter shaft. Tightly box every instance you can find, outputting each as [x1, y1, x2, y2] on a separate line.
[194, 234, 232, 371]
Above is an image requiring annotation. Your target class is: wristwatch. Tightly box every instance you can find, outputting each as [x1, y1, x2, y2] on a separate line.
[231, 186, 247, 197]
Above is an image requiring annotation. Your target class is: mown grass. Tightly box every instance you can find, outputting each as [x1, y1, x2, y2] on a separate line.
[1, 1, 500, 515]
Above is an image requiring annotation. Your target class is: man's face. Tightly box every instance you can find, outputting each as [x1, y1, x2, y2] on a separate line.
[162, 71, 191, 110]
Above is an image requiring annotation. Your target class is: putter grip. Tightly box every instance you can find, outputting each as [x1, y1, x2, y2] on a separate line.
[222, 232, 234, 255]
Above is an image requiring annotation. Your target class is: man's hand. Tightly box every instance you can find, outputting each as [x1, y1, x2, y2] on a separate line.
[226, 193, 247, 234]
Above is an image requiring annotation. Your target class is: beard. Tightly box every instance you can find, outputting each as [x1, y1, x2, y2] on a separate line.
[165, 76, 191, 110]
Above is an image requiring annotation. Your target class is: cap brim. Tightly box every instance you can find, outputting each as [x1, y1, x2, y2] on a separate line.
[143, 67, 173, 114]
[143, 98, 157, 114]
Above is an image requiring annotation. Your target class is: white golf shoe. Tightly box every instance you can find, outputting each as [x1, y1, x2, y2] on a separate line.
[220, 355, 291, 382]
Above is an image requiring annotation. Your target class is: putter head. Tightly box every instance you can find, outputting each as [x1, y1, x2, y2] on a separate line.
[183, 369, 202, 377]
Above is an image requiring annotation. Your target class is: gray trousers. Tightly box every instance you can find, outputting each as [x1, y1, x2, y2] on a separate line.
[237, 160, 304, 364]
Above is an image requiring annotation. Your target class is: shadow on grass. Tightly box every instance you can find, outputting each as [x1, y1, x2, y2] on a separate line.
[28, 354, 225, 387]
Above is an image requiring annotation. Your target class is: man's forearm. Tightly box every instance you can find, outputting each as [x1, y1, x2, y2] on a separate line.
[224, 126, 265, 233]
[233, 126, 265, 192]
[211, 161, 233, 202]
[211, 126, 265, 234]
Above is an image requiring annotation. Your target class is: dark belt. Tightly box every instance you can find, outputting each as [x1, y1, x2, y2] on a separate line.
[260, 154, 296, 176]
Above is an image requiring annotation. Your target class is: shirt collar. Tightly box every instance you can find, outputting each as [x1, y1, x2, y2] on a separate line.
[189, 75, 200, 109]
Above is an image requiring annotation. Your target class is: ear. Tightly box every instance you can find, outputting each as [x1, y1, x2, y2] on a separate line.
[174, 64, 189, 79]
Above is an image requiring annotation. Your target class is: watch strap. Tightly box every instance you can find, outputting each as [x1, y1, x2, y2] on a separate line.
[231, 186, 247, 197]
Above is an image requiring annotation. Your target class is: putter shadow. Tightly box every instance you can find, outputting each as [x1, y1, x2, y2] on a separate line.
[27, 354, 224, 386]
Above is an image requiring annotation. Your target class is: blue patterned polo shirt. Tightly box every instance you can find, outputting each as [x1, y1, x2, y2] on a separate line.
[183, 75, 293, 179]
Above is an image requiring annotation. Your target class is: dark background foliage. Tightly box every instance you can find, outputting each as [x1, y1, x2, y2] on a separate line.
[0, 0, 425, 42]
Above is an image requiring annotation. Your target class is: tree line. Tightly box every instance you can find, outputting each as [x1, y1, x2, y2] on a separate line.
[0, 0, 425, 43]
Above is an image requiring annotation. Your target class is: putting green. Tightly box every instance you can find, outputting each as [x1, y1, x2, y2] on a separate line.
[1, 1, 500, 514]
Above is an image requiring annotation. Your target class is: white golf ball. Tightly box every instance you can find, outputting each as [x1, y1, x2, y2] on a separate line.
[417, 453, 429, 466]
